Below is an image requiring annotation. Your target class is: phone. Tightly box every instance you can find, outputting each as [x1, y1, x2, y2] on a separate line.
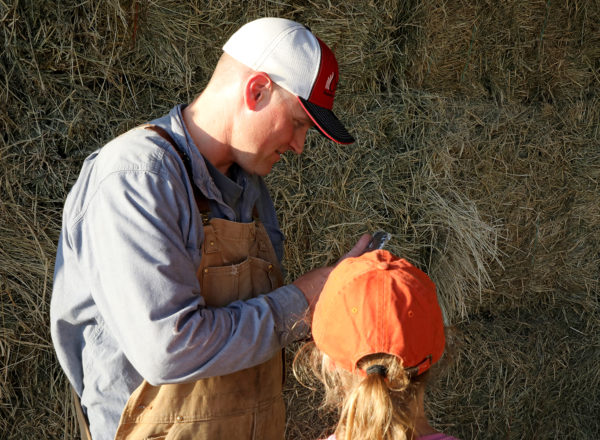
[364, 231, 391, 253]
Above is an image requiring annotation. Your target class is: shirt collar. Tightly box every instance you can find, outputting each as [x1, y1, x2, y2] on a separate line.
[204, 159, 244, 211]
[169, 104, 255, 221]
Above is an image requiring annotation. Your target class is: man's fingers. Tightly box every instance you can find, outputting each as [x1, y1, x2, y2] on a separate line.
[339, 233, 372, 261]
[295, 234, 376, 313]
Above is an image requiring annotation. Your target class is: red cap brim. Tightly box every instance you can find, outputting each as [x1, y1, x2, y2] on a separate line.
[299, 97, 355, 145]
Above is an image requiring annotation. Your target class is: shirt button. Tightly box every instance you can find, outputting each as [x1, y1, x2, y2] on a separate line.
[377, 262, 389, 270]
[176, 416, 184, 422]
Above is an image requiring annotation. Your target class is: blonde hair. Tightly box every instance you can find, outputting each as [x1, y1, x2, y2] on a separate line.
[293, 343, 428, 440]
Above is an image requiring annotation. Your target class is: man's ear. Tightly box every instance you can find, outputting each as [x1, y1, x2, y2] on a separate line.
[244, 72, 272, 111]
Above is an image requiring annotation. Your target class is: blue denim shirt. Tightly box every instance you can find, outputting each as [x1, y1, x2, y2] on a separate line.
[50, 105, 309, 440]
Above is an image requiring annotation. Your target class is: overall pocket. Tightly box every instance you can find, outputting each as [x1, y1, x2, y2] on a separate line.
[200, 256, 280, 306]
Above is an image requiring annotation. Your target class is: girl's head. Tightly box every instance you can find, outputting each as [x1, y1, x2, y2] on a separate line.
[295, 250, 446, 440]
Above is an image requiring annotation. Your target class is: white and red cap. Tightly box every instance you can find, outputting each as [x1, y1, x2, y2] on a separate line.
[223, 17, 355, 144]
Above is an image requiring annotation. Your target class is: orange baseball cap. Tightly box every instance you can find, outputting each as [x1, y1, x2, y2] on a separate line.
[312, 250, 445, 376]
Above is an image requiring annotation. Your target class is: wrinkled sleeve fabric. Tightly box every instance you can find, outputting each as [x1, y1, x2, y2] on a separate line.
[77, 144, 308, 385]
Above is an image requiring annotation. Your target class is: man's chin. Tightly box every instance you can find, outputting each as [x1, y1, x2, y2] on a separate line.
[236, 158, 275, 177]
[244, 166, 271, 177]
[256, 167, 272, 177]
[257, 162, 277, 176]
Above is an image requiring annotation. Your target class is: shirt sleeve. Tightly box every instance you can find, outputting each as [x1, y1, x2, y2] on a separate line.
[78, 154, 308, 385]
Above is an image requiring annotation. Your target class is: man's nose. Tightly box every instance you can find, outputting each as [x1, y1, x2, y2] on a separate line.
[289, 128, 307, 155]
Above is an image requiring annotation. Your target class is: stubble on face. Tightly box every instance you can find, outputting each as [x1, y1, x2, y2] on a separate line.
[231, 84, 314, 176]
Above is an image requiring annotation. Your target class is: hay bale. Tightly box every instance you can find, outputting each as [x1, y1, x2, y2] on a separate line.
[1, 0, 598, 439]
[407, 0, 600, 102]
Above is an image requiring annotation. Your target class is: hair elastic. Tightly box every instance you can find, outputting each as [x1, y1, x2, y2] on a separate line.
[365, 364, 387, 377]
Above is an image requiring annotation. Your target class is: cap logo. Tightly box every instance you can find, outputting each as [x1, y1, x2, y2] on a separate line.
[324, 71, 337, 97]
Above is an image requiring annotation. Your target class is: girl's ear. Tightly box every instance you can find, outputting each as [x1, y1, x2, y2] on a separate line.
[244, 72, 273, 110]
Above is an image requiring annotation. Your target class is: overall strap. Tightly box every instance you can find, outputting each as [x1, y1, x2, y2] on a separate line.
[143, 124, 210, 215]
[143, 124, 259, 222]
[71, 386, 92, 440]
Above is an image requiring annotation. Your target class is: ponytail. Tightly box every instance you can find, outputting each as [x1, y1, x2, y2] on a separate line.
[337, 355, 418, 440]
[293, 346, 428, 440]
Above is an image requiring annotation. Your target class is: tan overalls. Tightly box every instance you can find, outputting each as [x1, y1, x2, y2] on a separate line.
[112, 126, 286, 439]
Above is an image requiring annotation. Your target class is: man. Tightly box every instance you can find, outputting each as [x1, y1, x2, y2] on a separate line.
[51, 17, 368, 440]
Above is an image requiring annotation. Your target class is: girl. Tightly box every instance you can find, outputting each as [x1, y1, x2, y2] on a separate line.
[295, 249, 459, 440]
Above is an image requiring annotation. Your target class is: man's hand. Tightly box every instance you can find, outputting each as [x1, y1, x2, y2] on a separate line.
[338, 233, 372, 261]
[292, 233, 372, 313]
